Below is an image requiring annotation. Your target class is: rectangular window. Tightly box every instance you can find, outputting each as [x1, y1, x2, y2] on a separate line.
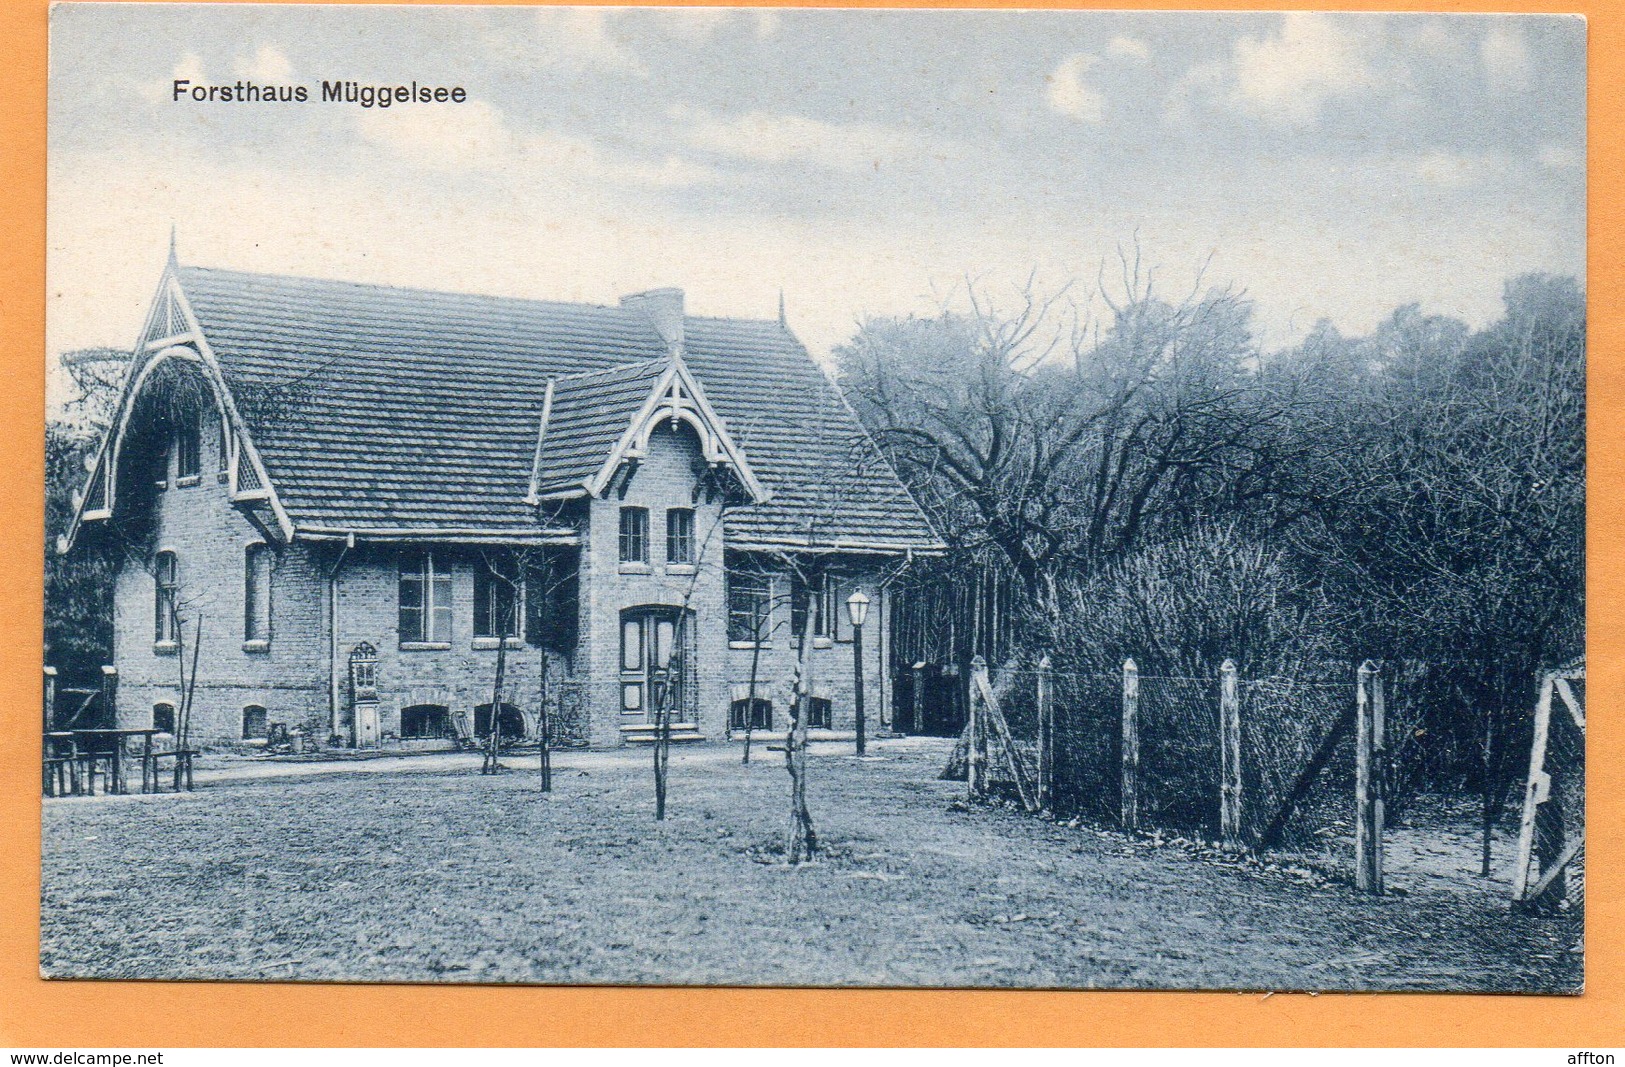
[665, 508, 695, 566]
[154, 551, 178, 643]
[727, 570, 772, 644]
[474, 555, 520, 639]
[175, 413, 201, 482]
[790, 573, 834, 641]
[398, 551, 452, 644]
[619, 507, 649, 564]
[244, 543, 272, 643]
[524, 550, 579, 652]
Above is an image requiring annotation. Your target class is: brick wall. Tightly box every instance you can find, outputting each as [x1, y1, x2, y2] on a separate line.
[331, 543, 565, 744]
[578, 422, 728, 746]
[110, 400, 901, 750]
[720, 562, 890, 734]
[112, 407, 327, 748]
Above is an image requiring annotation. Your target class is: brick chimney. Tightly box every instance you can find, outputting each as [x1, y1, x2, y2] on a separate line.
[620, 287, 684, 356]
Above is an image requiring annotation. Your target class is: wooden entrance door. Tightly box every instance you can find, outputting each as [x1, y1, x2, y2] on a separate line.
[620, 607, 687, 724]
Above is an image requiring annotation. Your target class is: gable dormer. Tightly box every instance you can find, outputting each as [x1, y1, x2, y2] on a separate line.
[526, 357, 767, 507]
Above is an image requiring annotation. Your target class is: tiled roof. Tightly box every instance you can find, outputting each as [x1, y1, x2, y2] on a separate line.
[531, 360, 667, 497]
[176, 266, 942, 550]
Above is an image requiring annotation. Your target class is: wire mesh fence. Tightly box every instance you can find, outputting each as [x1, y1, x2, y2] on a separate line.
[946, 651, 1582, 907]
[1137, 675, 1219, 836]
[1240, 677, 1351, 851]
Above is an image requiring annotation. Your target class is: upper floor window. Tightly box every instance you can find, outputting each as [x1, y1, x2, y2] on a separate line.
[619, 507, 649, 565]
[474, 555, 521, 639]
[174, 412, 201, 482]
[154, 551, 178, 644]
[244, 543, 272, 644]
[727, 570, 772, 644]
[398, 550, 452, 645]
[666, 508, 695, 566]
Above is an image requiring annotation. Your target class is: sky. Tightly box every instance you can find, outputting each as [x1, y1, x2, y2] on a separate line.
[47, 5, 1585, 402]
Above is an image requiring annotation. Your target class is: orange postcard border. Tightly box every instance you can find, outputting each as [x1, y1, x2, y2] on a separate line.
[1, 0, 1618, 1047]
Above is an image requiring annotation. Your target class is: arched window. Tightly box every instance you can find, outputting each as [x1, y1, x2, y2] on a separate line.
[400, 704, 451, 739]
[244, 543, 272, 643]
[152, 702, 175, 734]
[729, 697, 772, 730]
[241, 704, 268, 740]
[154, 551, 178, 644]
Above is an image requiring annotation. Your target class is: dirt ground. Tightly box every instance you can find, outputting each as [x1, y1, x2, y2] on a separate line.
[39, 737, 1581, 991]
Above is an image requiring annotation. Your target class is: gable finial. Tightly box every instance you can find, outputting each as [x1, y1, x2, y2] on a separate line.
[778, 289, 786, 327]
[168, 224, 178, 267]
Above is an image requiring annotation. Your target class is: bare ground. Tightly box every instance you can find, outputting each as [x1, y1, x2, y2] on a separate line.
[39, 738, 1580, 991]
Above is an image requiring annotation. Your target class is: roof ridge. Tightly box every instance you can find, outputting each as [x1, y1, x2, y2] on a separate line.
[179, 264, 627, 315]
[182, 264, 792, 329]
[551, 357, 670, 385]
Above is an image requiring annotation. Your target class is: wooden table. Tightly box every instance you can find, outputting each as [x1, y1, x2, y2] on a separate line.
[43, 729, 161, 796]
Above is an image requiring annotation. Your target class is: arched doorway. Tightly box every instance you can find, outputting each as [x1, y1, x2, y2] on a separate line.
[619, 605, 697, 725]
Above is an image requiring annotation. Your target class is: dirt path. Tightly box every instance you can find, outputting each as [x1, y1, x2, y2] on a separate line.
[39, 738, 1580, 991]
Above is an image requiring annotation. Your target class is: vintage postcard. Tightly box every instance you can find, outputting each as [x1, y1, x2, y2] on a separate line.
[42, 5, 1585, 993]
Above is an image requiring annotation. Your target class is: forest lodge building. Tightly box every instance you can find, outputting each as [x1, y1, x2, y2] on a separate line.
[61, 255, 943, 749]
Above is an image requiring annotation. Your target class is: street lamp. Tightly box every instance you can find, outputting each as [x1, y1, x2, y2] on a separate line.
[847, 590, 871, 756]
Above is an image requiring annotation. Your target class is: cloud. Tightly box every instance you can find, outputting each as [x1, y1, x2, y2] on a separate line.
[684, 109, 949, 172]
[231, 45, 294, 84]
[1107, 35, 1150, 61]
[532, 8, 647, 76]
[1229, 13, 1377, 125]
[356, 99, 717, 191]
[1046, 53, 1105, 124]
[1539, 143, 1582, 169]
[1481, 23, 1533, 93]
[1415, 151, 1478, 188]
[355, 100, 522, 171]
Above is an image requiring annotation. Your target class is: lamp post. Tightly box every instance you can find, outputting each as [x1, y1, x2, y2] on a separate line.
[847, 591, 871, 756]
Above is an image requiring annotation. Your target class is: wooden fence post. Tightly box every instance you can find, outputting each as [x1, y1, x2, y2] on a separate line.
[912, 662, 926, 735]
[968, 655, 988, 800]
[1037, 654, 1054, 813]
[1121, 658, 1139, 832]
[100, 665, 118, 727]
[1219, 659, 1242, 848]
[1512, 672, 1555, 903]
[1371, 661, 1386, 894]
[1355, 660, 1385, 894]
[43, 666, 57, 733]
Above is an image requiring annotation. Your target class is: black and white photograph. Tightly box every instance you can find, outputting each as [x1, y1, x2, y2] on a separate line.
[43, 5, 1585, 992]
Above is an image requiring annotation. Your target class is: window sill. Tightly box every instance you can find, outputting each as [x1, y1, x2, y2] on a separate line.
[666, 563, 696, 575]
[730, 640, 773, 650]
[153, 641, 179, 656]
[471, 637, 524, 650]
[618, 563, 652, 575]
[813, 637, 834, 649]
[153, 480, 168, 491]
[400, 641, 452, 652]
[242, 640, 270, 654]
[175, 475, 201, 488]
